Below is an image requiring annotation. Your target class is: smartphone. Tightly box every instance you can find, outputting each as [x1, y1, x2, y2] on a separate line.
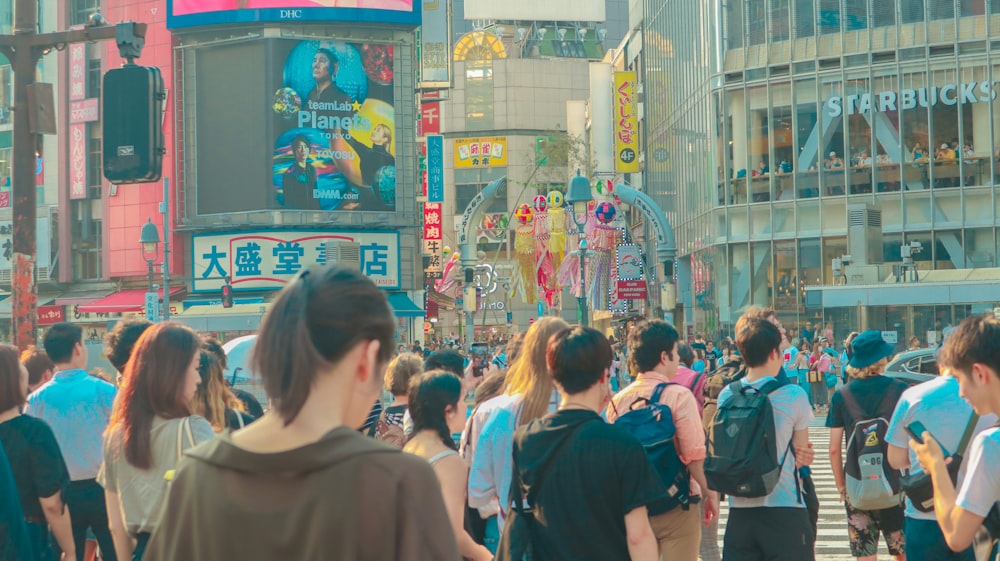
[906, 421, 950, 456]
[470, 343, 489, 377]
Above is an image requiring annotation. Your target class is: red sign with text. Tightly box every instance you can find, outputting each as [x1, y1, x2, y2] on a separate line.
[37, 305, 65, 326]
[617, 279, 648, 300]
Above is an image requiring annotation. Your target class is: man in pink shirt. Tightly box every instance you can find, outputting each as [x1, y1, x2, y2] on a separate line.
[606, 320, 719, 561]
[673, 342, 707, 413]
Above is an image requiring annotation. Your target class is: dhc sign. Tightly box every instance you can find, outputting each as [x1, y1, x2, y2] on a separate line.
[825, 81, 1000, 117]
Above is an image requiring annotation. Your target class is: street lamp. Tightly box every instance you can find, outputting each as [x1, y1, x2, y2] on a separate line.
[139, 217, 160, 296]
[565, 170, 595, 327]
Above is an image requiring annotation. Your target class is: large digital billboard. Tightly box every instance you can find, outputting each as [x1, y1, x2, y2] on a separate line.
[169, 0, 419, 28]
[194, 38, 401, 215]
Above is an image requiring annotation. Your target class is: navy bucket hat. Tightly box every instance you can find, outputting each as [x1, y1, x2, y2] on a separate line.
[849, 330, 896, 369]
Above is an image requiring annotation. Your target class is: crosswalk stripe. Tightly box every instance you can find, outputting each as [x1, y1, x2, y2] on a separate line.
[713, 424, 899, 560]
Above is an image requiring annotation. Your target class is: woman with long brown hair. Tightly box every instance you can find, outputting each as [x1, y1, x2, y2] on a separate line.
[468, 316, 568, 538]
[189, 350, 254, 433]
[0, 343, 75, 560]
[142, 266, 458, 561]
[98, 323, 215, 561]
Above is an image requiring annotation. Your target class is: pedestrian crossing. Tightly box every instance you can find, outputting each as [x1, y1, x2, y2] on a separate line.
[715, 423, 897, 561]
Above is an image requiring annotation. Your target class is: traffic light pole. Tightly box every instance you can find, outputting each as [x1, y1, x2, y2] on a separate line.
[161, 177, 170, 321]
[0, 0, 145, 348]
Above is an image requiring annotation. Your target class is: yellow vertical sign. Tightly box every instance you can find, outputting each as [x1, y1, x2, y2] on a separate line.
[613, 71, 640, 173]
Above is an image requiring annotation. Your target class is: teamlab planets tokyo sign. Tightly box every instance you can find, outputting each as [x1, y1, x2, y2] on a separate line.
[271, 40, 397, 212]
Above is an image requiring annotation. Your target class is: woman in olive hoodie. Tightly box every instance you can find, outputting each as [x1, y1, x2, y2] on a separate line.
[144, 265, 459, 561]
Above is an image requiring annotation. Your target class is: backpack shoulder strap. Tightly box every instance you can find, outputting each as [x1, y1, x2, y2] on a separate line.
[838, 384, 865, 423]
[650, 382, 671, 404]
[512, 419, 593, 511]
[956, 412, 981, 456]
[689, 372, 704, 393]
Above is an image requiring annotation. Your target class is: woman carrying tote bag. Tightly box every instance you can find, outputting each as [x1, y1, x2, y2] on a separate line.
[98, 323, 216, 561]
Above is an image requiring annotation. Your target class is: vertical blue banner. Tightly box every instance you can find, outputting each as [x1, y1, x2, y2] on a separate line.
[427, 134, 445, 203]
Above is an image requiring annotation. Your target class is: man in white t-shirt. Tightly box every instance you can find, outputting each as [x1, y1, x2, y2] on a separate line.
[887, 374, 996, 561]
[912, 315, 1000, 553]
[717, 317, 815, 560]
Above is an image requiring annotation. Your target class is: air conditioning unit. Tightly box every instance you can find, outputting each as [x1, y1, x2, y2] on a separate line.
[325, 242, 361, 270]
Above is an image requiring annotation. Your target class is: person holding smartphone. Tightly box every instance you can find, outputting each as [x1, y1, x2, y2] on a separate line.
[912, 316, 1000, 554]
[886, 370, 996, 561]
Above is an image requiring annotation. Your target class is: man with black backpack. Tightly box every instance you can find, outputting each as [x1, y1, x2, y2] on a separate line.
[827, 330, 909, 561]
[607, 320, 719, 561]
[705, 317, 815, 561]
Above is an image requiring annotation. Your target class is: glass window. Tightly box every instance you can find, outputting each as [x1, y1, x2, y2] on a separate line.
[798, 238, 822, 305]
[0, 147, 10, 180]
[929, 67, 962, 189]
[794, 78, 819, 198]
[928, 0, 955, 19]
[70, 200, 102, 281]
[844, 72, 873, 194]
[748, 86, 771, 202]
[872, 0, 896, 26]
[901, 0, 926, 22]
[794, 0, 816, 37]
[967, 227, 995, 267]
[751, 242, 772, 306]
[70, 0, 101, 27]
[871, 75, 902, 192]
[934, 190, 962, 228]
[934, 230, 962, 269]
[725, 89, 748, 204]
[772, 85, 794, 201]
[965, 188, 993, 226]
[798, 199, 821, 236]
[774, 240, 801, 321]
[455, 168, 507, 213]
[881, 232, 904, 264]
[730, 243, 752, 311]
[844, 0, 868, 30]
[876, 193, 904, 229]
[465, 59, 494, 131]
[87, 57, 101, 99]
[771, 0, 791, 41]
[822, 236, 848, 284]
[726, 0, 745, 49]
[818, 0, 841, 34]
[899, 68, 931, 191]
[904, 191, 932, 228]
[747, 0, 766, 45]
[820, 75, 847, 196]
[86, 131, 101, 192]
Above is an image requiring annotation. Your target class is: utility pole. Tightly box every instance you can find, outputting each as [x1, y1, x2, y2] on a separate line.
[0, 0, 145, 349]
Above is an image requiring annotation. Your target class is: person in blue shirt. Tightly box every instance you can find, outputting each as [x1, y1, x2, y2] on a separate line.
[25, 323, 118, 561]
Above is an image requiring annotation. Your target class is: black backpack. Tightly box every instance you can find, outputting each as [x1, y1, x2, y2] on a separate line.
[841, 385, 903, 510]
[705, 379, 791, 498]
[612, 383, 691, 515]
[701, 359, 744, 430]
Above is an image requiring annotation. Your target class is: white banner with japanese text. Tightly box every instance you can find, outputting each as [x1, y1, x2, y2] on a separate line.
[192, 229, 400, 293]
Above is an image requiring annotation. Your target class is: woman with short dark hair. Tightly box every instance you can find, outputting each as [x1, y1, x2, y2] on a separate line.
[0, 343, 75, 560]
[143, 266, 458, 561]
[100, 323, 215, 561]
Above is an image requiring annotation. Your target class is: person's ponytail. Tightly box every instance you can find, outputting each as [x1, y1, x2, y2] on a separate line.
[406, 370, 462, 450]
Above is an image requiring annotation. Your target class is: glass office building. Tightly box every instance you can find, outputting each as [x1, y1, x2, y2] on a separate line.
[645, 0, 1000, 343]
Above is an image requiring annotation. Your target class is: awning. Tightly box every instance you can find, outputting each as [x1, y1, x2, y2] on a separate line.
[79, 287, 185, 314]
[387, 293, 424, 317]
[55, 290, 114, 307]
[0, 293, 59, 318]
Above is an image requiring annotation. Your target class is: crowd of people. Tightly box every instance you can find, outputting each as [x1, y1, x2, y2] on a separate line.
[2, 263, 1000, 561]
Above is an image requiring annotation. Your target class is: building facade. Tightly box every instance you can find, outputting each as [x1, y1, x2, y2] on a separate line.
[647, 0, 1000, 346]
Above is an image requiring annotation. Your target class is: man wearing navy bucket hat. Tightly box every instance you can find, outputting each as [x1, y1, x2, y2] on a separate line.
[827, 330, 910, 561]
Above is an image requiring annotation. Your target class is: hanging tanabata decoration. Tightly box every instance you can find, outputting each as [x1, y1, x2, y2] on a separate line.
[511, 204, 537, 304]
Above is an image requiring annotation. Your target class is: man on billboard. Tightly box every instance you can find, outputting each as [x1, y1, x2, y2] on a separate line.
[282, 135, 321, 210]
[307, 49, 352, 115]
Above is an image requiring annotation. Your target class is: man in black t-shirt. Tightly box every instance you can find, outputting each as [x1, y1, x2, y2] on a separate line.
[704, 341, 720, 373]
[498, 326, 664, 561]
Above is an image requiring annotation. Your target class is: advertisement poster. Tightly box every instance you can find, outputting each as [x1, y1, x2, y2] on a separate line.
[453, 136, 507, 168]
[613, 71, 639, 173]
[169, 0, 419, 28]
[271, 40, 397, 212]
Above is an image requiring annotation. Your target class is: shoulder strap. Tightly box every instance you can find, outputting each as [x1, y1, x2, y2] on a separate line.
[839, 385, 865, 423]
[235, 411, 246, 429]
[511, 420, 591, 512]
[957, 412, 981, 456]
[175, 417, 192, 463]
[650, 382, 671, 404]
[689, 372, 704, 392]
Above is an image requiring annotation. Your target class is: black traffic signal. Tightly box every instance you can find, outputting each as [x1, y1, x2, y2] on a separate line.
[221, 278, 234, 309]
[103, 64, 165, 184]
